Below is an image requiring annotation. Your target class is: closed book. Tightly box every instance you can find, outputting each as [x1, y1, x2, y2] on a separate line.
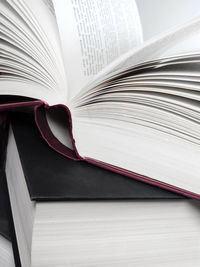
[6, 112, 200, 267]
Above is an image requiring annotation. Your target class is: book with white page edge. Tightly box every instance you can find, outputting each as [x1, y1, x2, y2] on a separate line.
[5, 112, 200, 267]
[1, 0, 200, 198]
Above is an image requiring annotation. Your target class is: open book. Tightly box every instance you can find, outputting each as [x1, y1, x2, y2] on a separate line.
[1, 0, 200, 198]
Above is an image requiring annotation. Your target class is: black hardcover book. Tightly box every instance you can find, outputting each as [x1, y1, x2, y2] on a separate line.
[10, 112, 184, 200]
[7, 112, 200, 267]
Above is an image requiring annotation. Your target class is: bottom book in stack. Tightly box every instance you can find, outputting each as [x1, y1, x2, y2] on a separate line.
[5, 112, 200, 267]
[0, 170, 16, 267]
[0, 116, 17, 267]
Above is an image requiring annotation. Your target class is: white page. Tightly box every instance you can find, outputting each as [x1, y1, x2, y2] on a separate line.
[71, 116, 200, 194]
[0, 236, 15, 267]
[0, 0, 68, 104]
[161, 33, 200, 59]
[7, 0, 67, 97]
[136, 0, 200, 40]
[53, 0, 143, 100]
[33, 200, 200, 267]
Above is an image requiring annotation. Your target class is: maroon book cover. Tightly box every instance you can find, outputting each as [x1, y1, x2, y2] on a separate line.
[0, 96, 199, 200]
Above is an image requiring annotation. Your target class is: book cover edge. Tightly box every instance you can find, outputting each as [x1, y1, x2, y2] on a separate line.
[34, 104, 198, 200]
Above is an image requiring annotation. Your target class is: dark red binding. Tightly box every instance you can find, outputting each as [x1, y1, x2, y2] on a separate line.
[34, 103, 81, 161]
[0, 100, 43, 112]
[0, 112, 7, 125]
[34, 104, 200, 200]
[0, 99, 200, 199]
[0, 98, 81, 161]
[0, 100, 43, 126]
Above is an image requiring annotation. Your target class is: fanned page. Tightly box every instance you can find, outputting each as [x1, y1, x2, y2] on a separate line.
[0, 0, 67, 105]
[0, 0, 143, 102]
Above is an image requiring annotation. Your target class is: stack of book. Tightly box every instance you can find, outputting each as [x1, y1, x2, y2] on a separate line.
[0, 1, 200, 266]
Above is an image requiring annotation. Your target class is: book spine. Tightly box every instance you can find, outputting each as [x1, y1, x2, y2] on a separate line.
[0, 100, 43, 112]
[34, 103, 81, 161]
